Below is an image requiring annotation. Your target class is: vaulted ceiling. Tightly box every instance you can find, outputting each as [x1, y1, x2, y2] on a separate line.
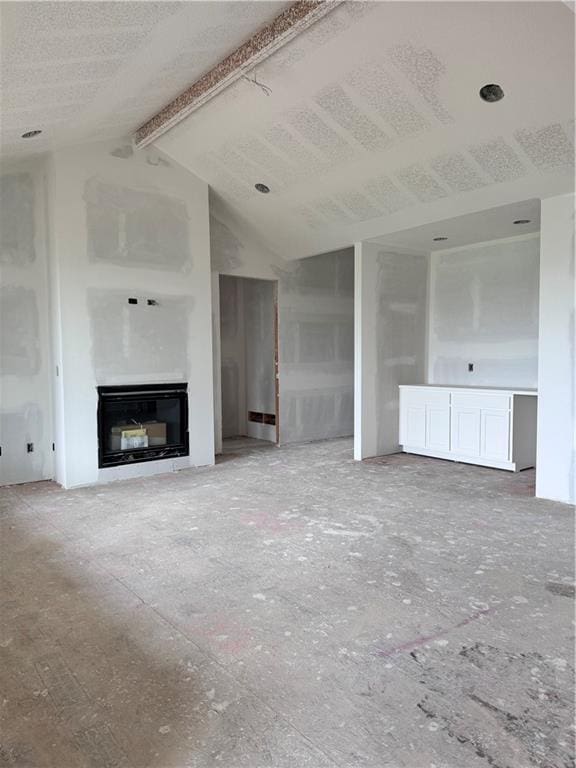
[0, 1, 289, 156]
[2, 1, 573, 261]
[154, 1, 574, 259]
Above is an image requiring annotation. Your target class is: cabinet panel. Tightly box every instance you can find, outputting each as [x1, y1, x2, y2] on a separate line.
[452, 393, 510, 411]
[480, 409, 510, 460]
[403, 405, 426, 447]
[426, 406, 450, 450]
[451, 408, 481, 456]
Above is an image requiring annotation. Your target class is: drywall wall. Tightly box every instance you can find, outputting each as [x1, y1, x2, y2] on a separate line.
[244, 278, 276, 442]
[218, 275, 276, 443]
[219, 275, 246, 438]
[210, 201, 354, 446]
[536, 193, 575, 504]
[277, 248, 354, 443]
[0, 158, 53, 485]
[428, 235, 540, 388]
[354, 241, 427, 459]
[48, 140, 213, 488]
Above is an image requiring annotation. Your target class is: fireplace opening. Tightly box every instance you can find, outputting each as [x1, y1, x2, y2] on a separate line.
[97, 383, 189, 468]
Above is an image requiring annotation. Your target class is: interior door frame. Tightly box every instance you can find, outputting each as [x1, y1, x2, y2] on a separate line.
[214, 274, 280, 453]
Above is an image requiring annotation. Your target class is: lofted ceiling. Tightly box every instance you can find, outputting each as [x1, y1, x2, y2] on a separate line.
[154, 1, 575, 260]
[0, 0, 289, 156]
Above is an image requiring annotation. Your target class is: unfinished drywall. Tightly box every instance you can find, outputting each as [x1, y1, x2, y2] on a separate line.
[219, 276, 276, 442]
[278, 248, 354, 444]
[219, 275, 245, 438]
[210, 203, 354, 446]
[0, 160, 53, 485]
[355, 242, 427, 459]
[0, 172, 36, 266]
[85, 178, 191, 271]
[244, 278, 276, 441]
[48, 141, 213, 488]
[88, 289, 192, 381]
[428, 235, 540, 388]
[536, 193, 575, 504]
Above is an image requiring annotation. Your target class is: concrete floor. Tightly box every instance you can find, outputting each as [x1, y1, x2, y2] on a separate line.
[1, 438, 574, 768]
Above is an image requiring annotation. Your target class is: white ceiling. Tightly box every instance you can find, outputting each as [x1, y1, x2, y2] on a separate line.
[155, 1, 575, 260]
[0, 0, 289, 156]
[370, 199, 541, 255]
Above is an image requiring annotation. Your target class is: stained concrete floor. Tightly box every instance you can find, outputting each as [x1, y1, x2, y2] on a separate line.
[1, 438, 574, 768]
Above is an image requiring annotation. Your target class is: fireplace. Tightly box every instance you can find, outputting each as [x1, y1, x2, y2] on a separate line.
[97, 384, 189, 468]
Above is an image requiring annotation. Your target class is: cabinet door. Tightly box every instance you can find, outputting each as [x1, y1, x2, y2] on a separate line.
[403, 405, 426, 447]
[451, 407, 481, 456]
[480, 409, 510, 460]
[425, 406, 450, 450]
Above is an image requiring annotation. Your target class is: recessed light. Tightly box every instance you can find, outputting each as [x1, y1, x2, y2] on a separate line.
[21, 129, 42, 139]
[513, 219, 531, 225]
[479, 83, 504, 103]
[433, 236, 448, 242]
[255, 183, 270, 193]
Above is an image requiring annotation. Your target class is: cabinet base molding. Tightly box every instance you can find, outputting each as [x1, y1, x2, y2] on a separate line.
[401, 446, 521, 472]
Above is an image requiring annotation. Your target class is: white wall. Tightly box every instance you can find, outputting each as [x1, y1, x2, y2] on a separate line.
[48, 141, 214, 488]
[355, 242, 427, 459]
[210, 202, 355, 445]
[278, 249, 354, 444]
[428, 235, 540, 388]
[219, 275, 246, 439]
[0, 157, 53, 484]
[243, 278, 276, 442]
[536, 193, 575, 504]
[218, 275, 276, 442]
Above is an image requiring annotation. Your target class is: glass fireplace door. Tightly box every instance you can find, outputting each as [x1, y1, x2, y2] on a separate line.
[97, 384, 188, 468]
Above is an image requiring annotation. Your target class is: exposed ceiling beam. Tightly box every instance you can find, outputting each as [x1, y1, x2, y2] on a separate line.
[133, 0, 342, 149]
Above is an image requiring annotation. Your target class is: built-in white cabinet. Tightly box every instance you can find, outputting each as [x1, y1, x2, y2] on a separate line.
[399, 386, 537, 471]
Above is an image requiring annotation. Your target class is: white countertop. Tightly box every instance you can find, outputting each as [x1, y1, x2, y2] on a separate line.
[399, 384, 538, 396]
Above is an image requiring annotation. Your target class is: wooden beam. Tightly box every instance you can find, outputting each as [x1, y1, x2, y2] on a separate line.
[133, 1, 342, 149]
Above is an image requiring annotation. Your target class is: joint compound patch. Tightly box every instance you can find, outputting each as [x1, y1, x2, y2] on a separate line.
[88, 289, 192, 379]
[395, 164, 448, 203]
[0, 173, 35, 266]
[514, 123, 575, 171]
[389, 43, 454, 125]
[0, 286, 40, 375]
[468, 138, 527, 183]
[84, 178, 190, 271]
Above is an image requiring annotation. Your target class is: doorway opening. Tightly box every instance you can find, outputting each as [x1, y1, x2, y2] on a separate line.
[217, 275, 279, 454]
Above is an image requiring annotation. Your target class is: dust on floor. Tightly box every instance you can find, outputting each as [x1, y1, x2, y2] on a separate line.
[1, 438, 573, 767]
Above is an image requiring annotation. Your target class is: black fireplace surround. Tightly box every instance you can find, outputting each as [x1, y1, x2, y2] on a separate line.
[97, 383, 189, 468]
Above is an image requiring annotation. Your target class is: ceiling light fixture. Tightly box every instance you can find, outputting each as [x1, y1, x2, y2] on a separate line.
[513, 219, 531, 225]
[433, 236, 448, 242]
[479, 83, 504, 102]
[255, 183, 270, 193]
[21, 129, 42, 138]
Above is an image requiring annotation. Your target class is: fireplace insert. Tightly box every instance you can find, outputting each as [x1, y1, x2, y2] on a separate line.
[97, 383, 188, 468]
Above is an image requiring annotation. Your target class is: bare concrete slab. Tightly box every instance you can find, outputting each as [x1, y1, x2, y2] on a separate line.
[1, 438, 573, 767]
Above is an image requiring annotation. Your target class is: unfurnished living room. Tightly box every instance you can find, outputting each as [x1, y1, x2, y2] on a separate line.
[0, 1, 574, 766]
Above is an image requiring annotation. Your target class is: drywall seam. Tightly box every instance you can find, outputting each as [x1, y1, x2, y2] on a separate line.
[432, 230, 540, 257]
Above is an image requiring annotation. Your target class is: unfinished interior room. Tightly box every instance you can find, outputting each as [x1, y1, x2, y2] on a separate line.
[1, 1, 574, 766]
